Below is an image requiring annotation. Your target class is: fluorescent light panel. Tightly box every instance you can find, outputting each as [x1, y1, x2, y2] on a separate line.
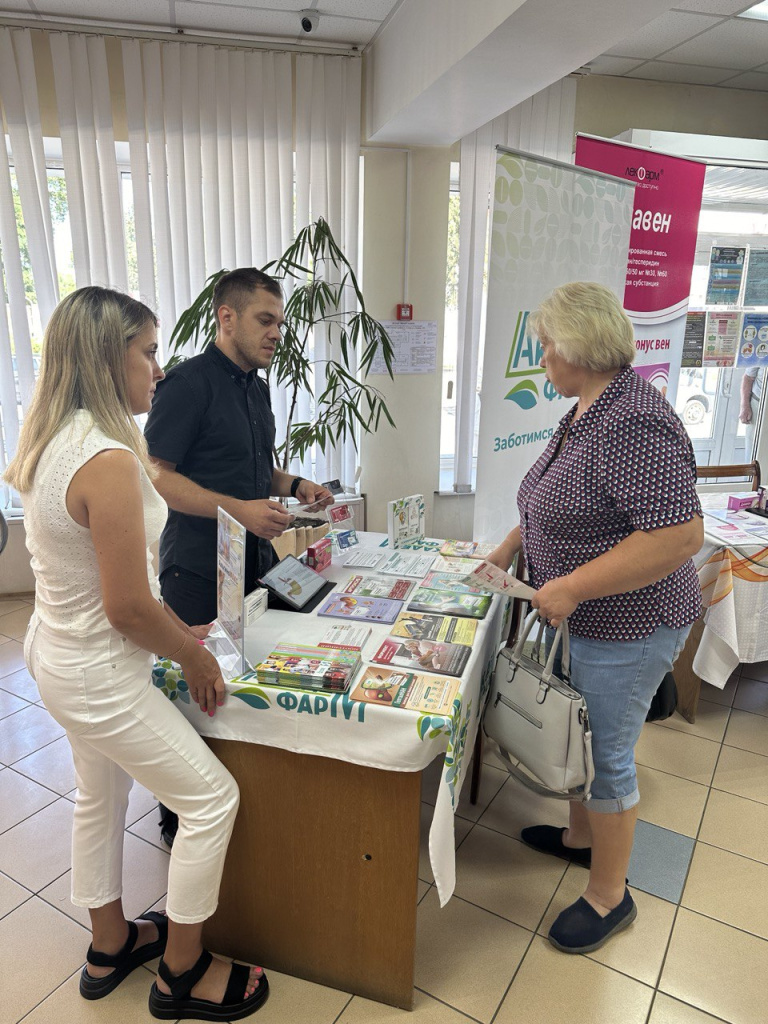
[739, 1, 768, 21]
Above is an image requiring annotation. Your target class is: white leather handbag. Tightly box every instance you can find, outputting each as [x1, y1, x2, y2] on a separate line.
[483, 611, 594, 801]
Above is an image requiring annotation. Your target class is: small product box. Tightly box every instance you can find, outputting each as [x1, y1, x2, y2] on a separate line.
[727, 492, 759, 511]
[244, 587, 268, 626]
[306, 536, 332, 571]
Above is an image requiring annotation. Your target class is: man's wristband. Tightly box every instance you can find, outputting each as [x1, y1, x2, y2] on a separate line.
[290, 476, 304, 499]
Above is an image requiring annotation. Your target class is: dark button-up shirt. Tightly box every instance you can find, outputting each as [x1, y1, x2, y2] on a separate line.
[517, 366, 702, 641]
[145, 343, 277, 587]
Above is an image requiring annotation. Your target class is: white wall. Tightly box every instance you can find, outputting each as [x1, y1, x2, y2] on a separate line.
[1, 520, 36, 595]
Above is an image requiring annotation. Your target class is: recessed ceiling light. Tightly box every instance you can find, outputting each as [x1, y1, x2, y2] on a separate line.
[739, 1, 768, 21]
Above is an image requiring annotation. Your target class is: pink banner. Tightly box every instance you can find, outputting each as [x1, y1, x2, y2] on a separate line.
[575, 136, 706, 400]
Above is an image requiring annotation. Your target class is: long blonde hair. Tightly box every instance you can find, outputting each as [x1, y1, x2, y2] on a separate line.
[4, 286, 159, 493]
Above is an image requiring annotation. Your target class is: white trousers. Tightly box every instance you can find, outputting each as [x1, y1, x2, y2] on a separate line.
[24, 615, 239, 925]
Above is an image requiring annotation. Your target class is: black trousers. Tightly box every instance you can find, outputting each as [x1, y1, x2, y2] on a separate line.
[160, 566, 218, 628]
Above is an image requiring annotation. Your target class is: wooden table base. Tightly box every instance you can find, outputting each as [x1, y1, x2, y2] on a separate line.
[203, 739, 421, 1009]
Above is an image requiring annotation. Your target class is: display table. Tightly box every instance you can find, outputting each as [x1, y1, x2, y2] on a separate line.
[152, 534, 509, 1007]
[674, 496, 768, 721]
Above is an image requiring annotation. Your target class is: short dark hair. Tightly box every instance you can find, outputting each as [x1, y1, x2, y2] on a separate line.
[212, 268, 283, 322]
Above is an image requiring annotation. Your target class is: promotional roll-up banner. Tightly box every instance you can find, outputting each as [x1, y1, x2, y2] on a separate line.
[473, 148, 635, 543]
[575, 135, 706, 403]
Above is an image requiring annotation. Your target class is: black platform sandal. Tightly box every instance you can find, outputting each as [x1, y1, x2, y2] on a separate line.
[80, 911, 169, 999]
[148, 949, 269, 1021]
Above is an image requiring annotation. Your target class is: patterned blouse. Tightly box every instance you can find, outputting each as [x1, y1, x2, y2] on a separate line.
[517, 366, 702, 641]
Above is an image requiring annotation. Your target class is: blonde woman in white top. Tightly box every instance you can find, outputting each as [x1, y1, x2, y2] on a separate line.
[5, 287, 268, 1022]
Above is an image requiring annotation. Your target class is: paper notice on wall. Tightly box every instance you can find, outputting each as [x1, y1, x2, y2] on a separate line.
[706, 247, 746, 306]
[744, 249, 768, 307]
[703, 312, 741, 366]
[682, 311, 706, 368]
[369, 321, 437, 375]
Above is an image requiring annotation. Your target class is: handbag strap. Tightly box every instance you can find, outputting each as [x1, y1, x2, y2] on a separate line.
[495, 724, 595, 802]
[512, 610, 570, 683]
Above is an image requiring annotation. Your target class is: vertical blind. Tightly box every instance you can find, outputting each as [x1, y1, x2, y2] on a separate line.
[0, 26, 362, 505]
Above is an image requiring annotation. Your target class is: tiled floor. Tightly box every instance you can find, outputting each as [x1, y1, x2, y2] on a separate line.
[2, 593, 768, 1024]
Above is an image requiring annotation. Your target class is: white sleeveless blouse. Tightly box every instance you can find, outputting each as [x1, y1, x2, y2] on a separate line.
[23, 410, 168, 638]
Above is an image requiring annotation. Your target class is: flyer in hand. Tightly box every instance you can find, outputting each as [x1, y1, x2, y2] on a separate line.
[350, 667, 460, 714]
[251, 643, 361, 692]
[407, 589, 491, 619]
[372, 636, 470, 677]
[391, 611, 477, 645]
[342, 573, 416, 601]
[460, 560, 536, 600]
[317, 593, 403, 624]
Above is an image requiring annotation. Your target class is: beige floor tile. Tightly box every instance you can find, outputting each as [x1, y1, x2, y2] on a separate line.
[0, 687, 29, 720]
[39, 830, 170, 928]
[477, 773, 569, 841]
[236, 966, 351, 1024]
[0, 603, 33, 640]
[418, 802, 472, 884]
[661, 908, 768, 1024]
[635, 764, 709, 839]
[682, 843, 768, 940]
[0, 599, 31, 616]
[482, 737, 512, 772]
[648, 993, 728, 1024]
[22, 962, 160, 1024]
[537, 867, 676, 987]
[740, 660, 768, 683]
[0, 767, 58, 833]
[0, 638, 26, 679]
[0, 664, 40, 701]
[0, 797, 73, 890]
[734, 677, 768, 718]
[495, 935, 654, 1024]
[338, 989, 473, 1022]
[127, 807, 171, 852]
[453, 825, 564, 930]
[700, 675, 738, 707]
[653, 700, 730, 744]
[417, 880, 430, 903]
[0, 896, 88, 1024]
[0, 869, 31, 918]
[0, 703, 64, 765]
[724, 708, 768, 757]
[713, 745, 768, 804]
[13, 734, 76, 795]
[698, 788, 768, 864]
[456, 763, 508, 823]
[415, 888, 531, 1023]
[634, 726, 720, 786]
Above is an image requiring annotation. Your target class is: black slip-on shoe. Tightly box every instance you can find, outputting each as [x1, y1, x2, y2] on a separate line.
[520, 825, 591, 867]
[548, 888, 637, 954]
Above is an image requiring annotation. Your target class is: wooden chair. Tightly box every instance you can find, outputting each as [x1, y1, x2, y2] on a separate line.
[695, 460, 761, 491]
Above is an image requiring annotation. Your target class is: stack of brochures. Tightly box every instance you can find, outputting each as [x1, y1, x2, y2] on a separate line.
[317, 593, 403, 624]
[406, 589, 491, 619]
[439, 539, 496, 558]
[371, 636, 470, 677]
[252, 643, 361, 693]
[341, 573, 416, 601]
[350, 667, 460, 713]
[391, 611, 477, 645]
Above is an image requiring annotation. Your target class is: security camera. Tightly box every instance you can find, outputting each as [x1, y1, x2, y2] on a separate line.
[300, 9, 319, 33]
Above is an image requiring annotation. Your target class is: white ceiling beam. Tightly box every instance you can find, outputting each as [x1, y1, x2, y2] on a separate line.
[365, 0, 681, 145]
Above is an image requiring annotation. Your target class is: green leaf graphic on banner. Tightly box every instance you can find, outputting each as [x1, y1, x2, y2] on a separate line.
[505, 379, 538, 409]
[232, 687, 271, 710]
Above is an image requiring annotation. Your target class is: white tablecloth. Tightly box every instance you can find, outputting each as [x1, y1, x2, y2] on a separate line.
[694, 497, 768, 686]
[152, 534, 510, 905]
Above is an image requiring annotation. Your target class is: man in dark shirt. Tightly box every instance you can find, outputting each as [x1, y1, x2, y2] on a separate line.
[145, 267, 333, 845]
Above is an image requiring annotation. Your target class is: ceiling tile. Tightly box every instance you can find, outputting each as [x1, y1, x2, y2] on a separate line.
[606, 11, 724, 58]
[586, 55, 647, 75]
[671, 0, 759, 13]
[719, 70, 768, 88]
[0, 1, 35, 13]
[661, 17, 768, 67]
[30, 0, 172, 25]
[625, 59, 740, 84]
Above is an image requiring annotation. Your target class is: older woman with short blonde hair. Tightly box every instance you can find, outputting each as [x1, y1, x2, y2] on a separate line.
[489, 281, 702, 955]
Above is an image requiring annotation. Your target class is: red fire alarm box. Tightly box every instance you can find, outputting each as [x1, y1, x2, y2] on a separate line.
[396, 303, 413, 321]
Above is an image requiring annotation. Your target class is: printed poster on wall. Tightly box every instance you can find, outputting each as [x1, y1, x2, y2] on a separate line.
[744, 249, 768, 307]
[736, 313, 768, 367]
[703, 312, 741, 367]
[706, 246, 746, 306]
[575, 136, 706, 404]
[473, 148, 635, 543]
[682, 311, 706, 368]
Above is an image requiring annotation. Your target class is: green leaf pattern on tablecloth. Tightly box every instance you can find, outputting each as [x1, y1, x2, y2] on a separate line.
[443, 696, 471, 809]
[231, 686, 272, 710]
[152, 660, 190, 703]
